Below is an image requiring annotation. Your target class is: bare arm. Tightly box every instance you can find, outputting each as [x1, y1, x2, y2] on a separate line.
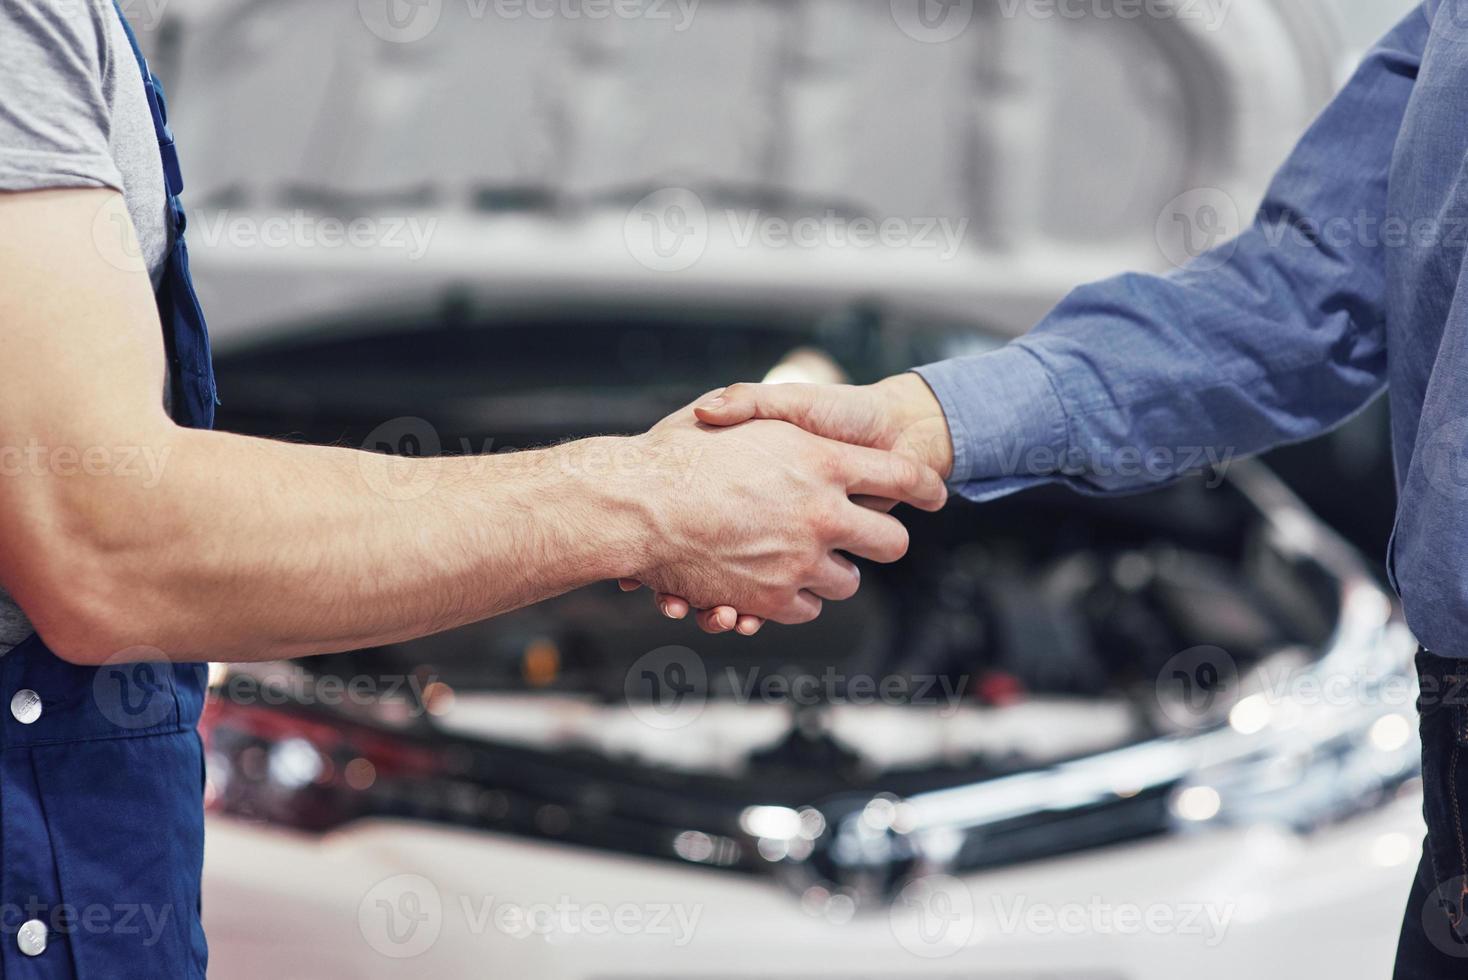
[0, 190, 945, 665]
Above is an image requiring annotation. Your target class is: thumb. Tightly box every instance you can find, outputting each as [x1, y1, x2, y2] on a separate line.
[695, 382, 816, 428]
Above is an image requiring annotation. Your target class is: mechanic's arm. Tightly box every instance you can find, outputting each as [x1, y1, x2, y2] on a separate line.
[0, 189, 945, 665]
[696, 3, 1432, 504]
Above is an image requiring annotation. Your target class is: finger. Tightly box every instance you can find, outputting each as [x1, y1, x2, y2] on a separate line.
[697, 606, 738, 633]
[830, 504, 910, 564]
[695, 382, 820, 428]
[769, 590, 823, 626]
[836, 445, 947, 512]
[735, 614, 764, 636]
[684, 387, 729, 415]
[656, 594, 690, 620]
[805, 553, 861, 602]
[851, 494, 898, 513]
[618, 579, 643, 592]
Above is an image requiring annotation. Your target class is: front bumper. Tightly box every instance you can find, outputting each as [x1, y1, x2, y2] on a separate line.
[202, 790, 1423, 978]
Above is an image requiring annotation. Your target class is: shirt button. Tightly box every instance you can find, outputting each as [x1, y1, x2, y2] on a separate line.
[10, 689, 41, 725]
[17, 918, 46, 956]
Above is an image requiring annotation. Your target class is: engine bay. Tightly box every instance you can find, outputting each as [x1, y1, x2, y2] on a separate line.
[211, 302, 1341, 788]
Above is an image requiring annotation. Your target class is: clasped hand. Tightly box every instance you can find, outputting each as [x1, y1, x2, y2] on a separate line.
[619, 373, 954, 634]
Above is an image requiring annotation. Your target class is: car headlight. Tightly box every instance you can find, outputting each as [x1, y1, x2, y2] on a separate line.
[1171, 580, 1419, 833]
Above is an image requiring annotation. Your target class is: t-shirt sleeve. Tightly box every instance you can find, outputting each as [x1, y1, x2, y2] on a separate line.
[0, 0, 124, 193]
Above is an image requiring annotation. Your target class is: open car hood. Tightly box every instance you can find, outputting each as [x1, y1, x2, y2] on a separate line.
[146, 0, 1354, 347]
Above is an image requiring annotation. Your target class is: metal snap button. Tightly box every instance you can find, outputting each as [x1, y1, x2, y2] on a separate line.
[10, 689, 41, 725]
[17, 918, 46, 956]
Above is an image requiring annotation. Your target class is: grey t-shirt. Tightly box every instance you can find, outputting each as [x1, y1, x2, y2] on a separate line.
[0, 0, 170, 652]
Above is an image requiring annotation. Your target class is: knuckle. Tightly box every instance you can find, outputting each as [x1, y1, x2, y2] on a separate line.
[806, 503, 840, 540]
[724, 382, 754, 403]
[812, 445, 844, 482]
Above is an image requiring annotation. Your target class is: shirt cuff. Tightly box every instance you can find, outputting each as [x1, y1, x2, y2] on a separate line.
[912, 344, 1070, 499]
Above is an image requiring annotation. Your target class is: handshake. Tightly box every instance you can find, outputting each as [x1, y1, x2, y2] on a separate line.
[611, 372, 954, 635]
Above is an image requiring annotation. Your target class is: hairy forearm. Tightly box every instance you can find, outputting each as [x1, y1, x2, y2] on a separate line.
[16, 426, 652, 663]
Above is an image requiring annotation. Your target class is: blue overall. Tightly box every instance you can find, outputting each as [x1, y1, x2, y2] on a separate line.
[0, 5, 216, 976]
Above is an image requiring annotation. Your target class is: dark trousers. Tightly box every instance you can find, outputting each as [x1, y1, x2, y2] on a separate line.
[1393, 649, 1468, 977]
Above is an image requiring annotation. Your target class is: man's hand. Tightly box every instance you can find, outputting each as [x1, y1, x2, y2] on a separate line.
[616, 403, 947, 627]
[696, 374, 955, 479]
[626, 375, 956, 633]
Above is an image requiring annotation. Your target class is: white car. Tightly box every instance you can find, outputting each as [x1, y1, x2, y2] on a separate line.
[154, 0, 1427, 976]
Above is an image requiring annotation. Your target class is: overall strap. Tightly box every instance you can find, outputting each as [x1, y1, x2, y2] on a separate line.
[109, 0, 219, 432]
[111, 2, 185, 199]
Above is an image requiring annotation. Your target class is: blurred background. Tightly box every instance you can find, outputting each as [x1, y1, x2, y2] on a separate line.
[125, 0, 1427, 976]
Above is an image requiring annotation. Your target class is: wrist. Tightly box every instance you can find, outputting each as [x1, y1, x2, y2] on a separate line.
[550, 435, 660, 581]
[875, 372, 938, 424]
[876, 372, 955, 479]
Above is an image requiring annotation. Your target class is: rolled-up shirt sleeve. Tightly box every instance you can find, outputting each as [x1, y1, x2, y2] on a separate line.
[917, 1, 1431, 501]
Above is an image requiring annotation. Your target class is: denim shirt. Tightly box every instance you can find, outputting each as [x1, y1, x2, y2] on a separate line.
[915, 1, 1468, 658]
